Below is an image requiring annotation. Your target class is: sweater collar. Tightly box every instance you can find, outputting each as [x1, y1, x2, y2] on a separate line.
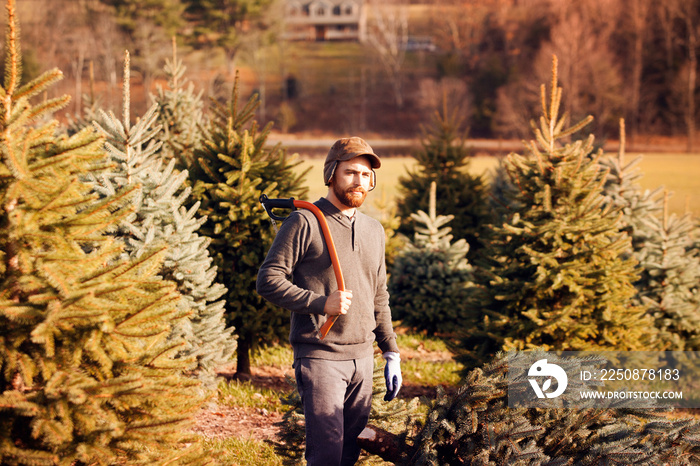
[315, 197, 355, 228]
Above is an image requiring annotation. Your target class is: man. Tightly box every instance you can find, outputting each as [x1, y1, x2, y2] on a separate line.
[256, 137, 402, 466]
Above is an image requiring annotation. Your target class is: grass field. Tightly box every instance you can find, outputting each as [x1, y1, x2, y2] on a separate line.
[292, 152, 700, 218]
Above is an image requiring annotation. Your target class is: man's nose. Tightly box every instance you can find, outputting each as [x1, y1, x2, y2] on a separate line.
[354, 174, 368, 187]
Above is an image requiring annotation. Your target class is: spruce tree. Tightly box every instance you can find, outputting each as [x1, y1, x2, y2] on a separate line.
[599, 122, 700, 350]
[636, 193, 700, 350]
[389, 181, 472, 335]
[487, 157, 526, 222]
[66, 62, 102, 137]
[88, 52, 235, 390]
[152, 38, 205, 171]
[599, 119, 664, 267]
[0, 2, 209, 463]
[458, 57, 655, 371]
[395, 98, 491, 260]
[187, 74, 308, 376]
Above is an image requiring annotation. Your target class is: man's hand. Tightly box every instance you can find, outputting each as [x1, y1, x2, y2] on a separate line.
[323, 289, 353, 316]
[383, 352, 402, 401]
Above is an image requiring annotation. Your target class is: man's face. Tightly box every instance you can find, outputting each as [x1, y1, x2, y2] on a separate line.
[330, 156, 373, 208]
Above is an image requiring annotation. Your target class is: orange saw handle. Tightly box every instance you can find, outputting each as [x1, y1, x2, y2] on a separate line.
[260, 195, 345, 339]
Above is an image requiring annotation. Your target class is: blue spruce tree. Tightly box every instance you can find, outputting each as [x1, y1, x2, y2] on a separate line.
[637, 193, 700, 350]
[88, 52, 235, 389]
[152, 38, 205, 171]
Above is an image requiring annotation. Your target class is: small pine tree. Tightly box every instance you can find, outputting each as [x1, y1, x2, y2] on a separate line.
[0, 3, 209, 463]
[637, 193, 700, 350]
[601, 120, 663, 241]
[389, 182, 472, 335]
[65, 61, 102, 136]
[487, 156, 526, 222]
[187, 74, 308, 376]
[152, 37, 205, 171]
[599, 119, 664, 271]
[599, 122, 700, 350]
[89, 52, 235, 389]
[395, 97, 491, 260]
[458, 56, 655, 371]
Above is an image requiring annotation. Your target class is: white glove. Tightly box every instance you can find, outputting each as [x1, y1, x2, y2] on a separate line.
[382, 352, 402, 401]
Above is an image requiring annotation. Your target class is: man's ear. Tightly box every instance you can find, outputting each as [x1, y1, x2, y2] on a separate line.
[325, 162, 337, 186]
[368, 169, 377, 191]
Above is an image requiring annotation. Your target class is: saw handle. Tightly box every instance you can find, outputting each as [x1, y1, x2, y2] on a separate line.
[259, 195, 345, 339]
[259, 194, 296, 221]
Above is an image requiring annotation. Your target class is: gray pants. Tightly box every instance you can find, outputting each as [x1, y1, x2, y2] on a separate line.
[294, 356, 374, 466]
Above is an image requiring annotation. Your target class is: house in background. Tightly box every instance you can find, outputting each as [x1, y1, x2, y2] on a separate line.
[283, 0, 368, 42]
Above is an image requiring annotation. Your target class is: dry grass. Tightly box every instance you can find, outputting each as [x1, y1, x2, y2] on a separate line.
[292, 151, 700, 218]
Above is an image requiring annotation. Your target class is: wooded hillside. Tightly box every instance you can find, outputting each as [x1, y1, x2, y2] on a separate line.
[3, 0, 700, 146]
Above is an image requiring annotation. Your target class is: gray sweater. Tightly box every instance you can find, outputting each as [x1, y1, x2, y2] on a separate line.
[256, 198, 399, 360]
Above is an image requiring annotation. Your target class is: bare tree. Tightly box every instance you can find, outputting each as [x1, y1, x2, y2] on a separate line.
[2, 0, 128, 115]
[660, 0, 700, 151]
[624, 0, 653, 138]
[238, 0, 286, 123]
[535, 2, 624, 134]
[365, 0, 408, 109]
[426, 0, 487, 55]
[494, 0, 624, 138]
[680, 3, 699, 152]
[85, 1, 125, 112]
[417, 76, 471, 124]
[129, 21, 171, 105]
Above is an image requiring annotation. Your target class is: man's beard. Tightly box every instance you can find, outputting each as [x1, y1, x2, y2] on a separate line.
[333, 183, 367, 208]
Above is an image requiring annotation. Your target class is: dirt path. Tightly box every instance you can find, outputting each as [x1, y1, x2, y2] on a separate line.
[194, 361, 451, 443]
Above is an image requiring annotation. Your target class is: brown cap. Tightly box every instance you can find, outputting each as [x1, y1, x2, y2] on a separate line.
[323, 137, 381, 185]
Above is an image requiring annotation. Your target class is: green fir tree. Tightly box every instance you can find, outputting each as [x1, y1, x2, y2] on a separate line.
[0, 3, 210, 463]
[458, 56, 655, 371]
[89, 52, 235, 389]
[389, 181, 472, 335]
[104, 0, 185, 38]
[187, 74, 308, 376]
[487, 156, 526, 222]
[395, 98, 491, 260]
